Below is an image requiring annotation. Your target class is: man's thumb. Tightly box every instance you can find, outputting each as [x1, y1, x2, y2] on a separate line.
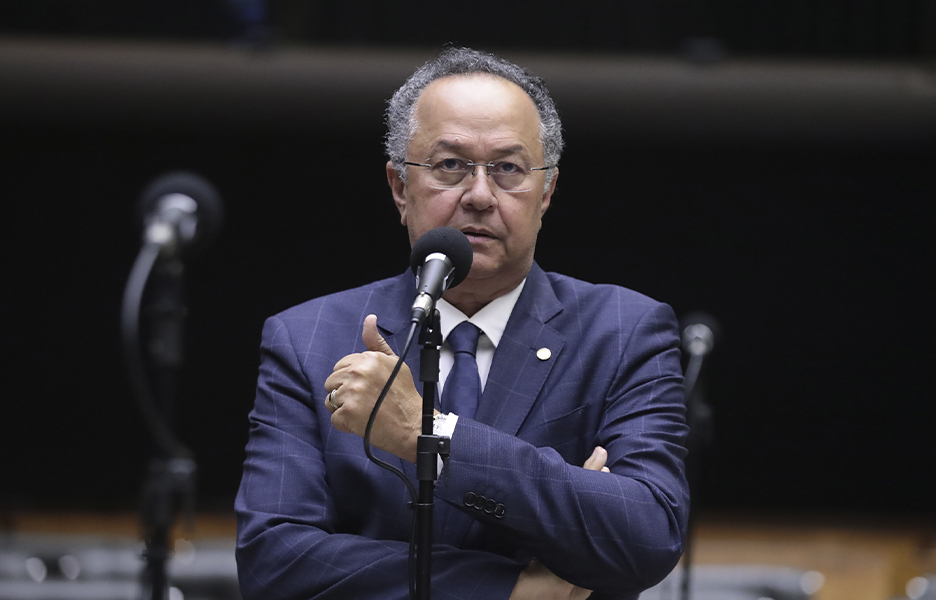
[362, 314, 395, 356]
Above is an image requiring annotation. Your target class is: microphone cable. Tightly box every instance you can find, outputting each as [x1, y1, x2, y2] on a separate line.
[121, 241, 193, 461]
[361, 319, 421, 599]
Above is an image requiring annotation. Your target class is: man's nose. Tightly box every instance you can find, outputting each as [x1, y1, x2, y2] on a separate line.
[460, 166, 498, 210]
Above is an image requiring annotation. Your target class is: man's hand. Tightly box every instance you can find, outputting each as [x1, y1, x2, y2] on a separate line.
[508, 446, 611, 600]
[583, 445, 611, 473]
[324, 314, 422, 462]
[510, 560, 593, 600]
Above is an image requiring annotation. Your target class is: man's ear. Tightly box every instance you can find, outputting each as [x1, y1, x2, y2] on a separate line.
[386, 161, 408, 226]
[540, 167, 558, 217]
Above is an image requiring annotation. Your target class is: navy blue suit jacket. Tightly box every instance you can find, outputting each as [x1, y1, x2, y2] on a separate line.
[235, 263, 689, 600]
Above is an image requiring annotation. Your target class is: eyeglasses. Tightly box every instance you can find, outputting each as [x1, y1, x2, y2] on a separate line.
[404, 157, 553, 193]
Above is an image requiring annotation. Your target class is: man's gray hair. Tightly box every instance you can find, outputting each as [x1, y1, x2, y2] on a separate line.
[385, 47, 563, 187]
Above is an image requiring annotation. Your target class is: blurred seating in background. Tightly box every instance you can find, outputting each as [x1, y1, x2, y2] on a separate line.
[0, 533, 239, 600]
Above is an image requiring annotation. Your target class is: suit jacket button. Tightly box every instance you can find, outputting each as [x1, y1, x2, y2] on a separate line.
[463, 491, 478, 507]
[483, 498, 497, 514]
[494, 503, 506, 519]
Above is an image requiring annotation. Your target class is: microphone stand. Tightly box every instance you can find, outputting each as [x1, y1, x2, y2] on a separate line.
[129, 253, 197, 600]
[679, 352, 713, 600]
[414, 309, 449, 600]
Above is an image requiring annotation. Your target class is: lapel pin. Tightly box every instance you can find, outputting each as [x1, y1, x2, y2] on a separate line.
[536, 347, 552, 361]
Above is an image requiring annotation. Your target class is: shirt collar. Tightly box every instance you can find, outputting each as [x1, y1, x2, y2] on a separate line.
[437, 279, 526, 348]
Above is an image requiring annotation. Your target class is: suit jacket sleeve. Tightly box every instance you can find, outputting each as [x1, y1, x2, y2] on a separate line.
[235, 313, 524, 600]
[433, 283, 689, 598]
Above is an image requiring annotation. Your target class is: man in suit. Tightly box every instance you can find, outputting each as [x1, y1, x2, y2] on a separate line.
[235, 47, 689, 600]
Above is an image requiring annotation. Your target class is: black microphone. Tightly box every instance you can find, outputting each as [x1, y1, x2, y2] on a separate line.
[409, 227, 473, 325]
[138, 171, 224, 258]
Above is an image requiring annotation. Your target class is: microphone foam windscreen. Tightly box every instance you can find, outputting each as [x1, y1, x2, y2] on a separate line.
[409, 227, 473, 289]
[138, 171, 224, 252]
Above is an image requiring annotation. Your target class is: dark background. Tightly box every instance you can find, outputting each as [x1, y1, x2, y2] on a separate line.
[1, 1, 934, 517]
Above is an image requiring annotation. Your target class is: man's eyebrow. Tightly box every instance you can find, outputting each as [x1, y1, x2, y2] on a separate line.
[429, 140, 530, 157]
[428, 140, 471, 155]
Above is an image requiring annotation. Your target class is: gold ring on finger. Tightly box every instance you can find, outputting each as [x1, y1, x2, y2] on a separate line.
[327, 388, 341, 410]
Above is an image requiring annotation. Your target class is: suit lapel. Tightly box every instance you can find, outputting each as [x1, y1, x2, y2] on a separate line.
[475, 264, 564, 435]
[364, 271, 417, 354]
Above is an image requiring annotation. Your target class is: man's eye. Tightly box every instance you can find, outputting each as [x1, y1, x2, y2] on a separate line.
[495, 162, 522, 175]
[438, 158, 464, 171]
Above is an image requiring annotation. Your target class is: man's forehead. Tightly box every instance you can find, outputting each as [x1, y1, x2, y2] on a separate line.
[416, 74, 536, 117]
[411, 74, 542, 150]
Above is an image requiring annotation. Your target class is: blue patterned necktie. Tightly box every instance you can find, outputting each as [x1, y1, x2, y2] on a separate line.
[443, 321, 482, 420]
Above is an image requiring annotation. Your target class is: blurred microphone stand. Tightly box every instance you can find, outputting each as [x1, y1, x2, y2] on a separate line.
[122, 172, 222, 600]
[678, 314, 718, 600]
[123, 242, 197, 600]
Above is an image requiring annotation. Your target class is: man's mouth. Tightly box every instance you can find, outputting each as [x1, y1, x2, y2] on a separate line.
[461, 228, 494, 241]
